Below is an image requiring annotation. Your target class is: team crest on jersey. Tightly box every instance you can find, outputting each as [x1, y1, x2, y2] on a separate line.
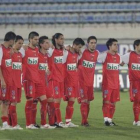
[2, 88, 6, 97]
[11, 90, 16, 99]
[54, 86, 59, 94]
[12, 62, 22, 70]
[54, 56, 63, 63]
[29, 86, 33, 94]
[5, 59, 12, 67]
[83, 60, 95, 68]
[28, 57, 38, 65]
[80, 89, 84, 98]
[132, 89, 137, 94]
[68, 87, 72, 95]
[131, 63, 140, 71]
[104, 90, 108, 98]
[67, 63, 77, 71]
[107, 63, 119, 70]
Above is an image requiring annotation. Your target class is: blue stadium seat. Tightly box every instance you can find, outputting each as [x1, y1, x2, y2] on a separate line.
[0, 17, 5, 24]
[108, 15, 117, 22]
[127, 4, 136, 9]
[70, 16, 79, 23]
[88, 4, 97, 10]
[0, 7, 5, 12]
[81, 4, 89, 10]
[117, 15, 126, 23]
[136, 15, 140, 22]
[125, 14, 133, 22]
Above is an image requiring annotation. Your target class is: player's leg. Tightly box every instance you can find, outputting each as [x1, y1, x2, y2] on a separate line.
[102, 89, 112, 126]
[53, 81, 67, 128]
[9, 88, 23, 130]
[23, 80, 34, 129]
[1, 86, 12, 130]
[46, 80, 55, 126]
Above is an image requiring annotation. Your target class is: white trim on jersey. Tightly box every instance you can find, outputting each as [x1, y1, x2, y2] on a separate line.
[0, 46, 3, 65]
[121, 52, 130, 65]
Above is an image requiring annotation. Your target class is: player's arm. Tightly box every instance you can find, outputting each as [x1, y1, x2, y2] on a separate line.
[0, 47, 6, 88]
[97, 51, 107, 63]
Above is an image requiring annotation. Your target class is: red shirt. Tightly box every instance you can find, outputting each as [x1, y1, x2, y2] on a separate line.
[101, 52, 121, 89]
[22, 47, 40, 83]
[11, 51, 22, 88]
[0, 44, 12, 86]
[64, 51, 78, 86]
[38, 52, 52, 86]
[79, 49, 99, 86]
[48, 49, 64, 82]
[128, 52, 140, 81]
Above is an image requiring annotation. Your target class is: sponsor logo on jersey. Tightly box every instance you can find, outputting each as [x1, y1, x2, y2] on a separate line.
[5, 59, 12, 67]
[107, 63, 119, 70]
[12, 62, 22, 70]
[67, 63, 77, 71]
[27, 57, 38, 65]
[131, 63, 140, 71]
[83, 60, 95, 68]
[54, 56, 63, 63]
[39, 63, 48, 71]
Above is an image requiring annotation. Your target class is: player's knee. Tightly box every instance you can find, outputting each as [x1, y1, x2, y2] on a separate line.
[81, 99, 88, 103]
[3, 100, 10, 106]
[40, 95, 47, 101]
[47, 98, 54, 102]
[11, 102, 17, 106]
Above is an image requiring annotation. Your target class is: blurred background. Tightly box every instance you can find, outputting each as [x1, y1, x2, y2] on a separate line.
[0, 0, 139, 90]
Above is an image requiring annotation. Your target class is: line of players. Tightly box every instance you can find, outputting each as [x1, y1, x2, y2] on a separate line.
[0, 31, 140, 130]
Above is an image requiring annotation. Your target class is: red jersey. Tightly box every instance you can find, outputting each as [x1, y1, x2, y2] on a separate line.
[122, 51, 140, 81]
[22, 47, 40, 83]
[0, 44, 12, 85]
[98, 52, 121, 89]
[79, 49, 99, 86]
[11, 51, 22, 88]
[38, 52, 50, 85]
[64, 51, 79, 86]
[48, 49, 64, 82]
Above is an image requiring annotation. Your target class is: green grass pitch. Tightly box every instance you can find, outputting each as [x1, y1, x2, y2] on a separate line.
[0, 91, 140, 140]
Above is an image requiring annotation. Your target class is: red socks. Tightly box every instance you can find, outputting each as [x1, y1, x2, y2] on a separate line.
[31, 102, 37, 125]
[65, 101, 74, 123]
[133, 101, 140, 122]
[25, 100, 33, 126]
[40, 99, 47, 125]
[9, 105, 17, 127]
[102, 103, 110, 118]
[109, 104, 115, 119]
[48, 102, 55, 125]
[80, 102, 88, 124]
[1, 116, 8, 123]
[54, 102, 62, 124]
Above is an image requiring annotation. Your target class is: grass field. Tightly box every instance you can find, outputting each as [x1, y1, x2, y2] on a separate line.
[0, 91, 140, 140]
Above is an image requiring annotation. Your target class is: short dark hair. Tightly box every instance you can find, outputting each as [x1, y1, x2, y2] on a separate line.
[106, 38, 118, 50]
[15, 35, 24, 43]
[28, 31, 39, 40]
[87, 36, 97, 43]
[39, 36, 49, 48]
[52, 33, 63, 47]
[73, 38, 85, 46]
[133, 39, 140, 50]
[4, 31, 16, 41]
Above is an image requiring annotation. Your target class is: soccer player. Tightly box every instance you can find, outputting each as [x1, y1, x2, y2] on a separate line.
[8, 35, 24, 130]
[121, 39, 140, 126]
[20, 32, 48, 129]
[97, 38, 122, 126]
[78, 36, 99, 126]
[63, 38, 85, 127]
[33, 36, 55, 129]
[0, 31, 16, 130]
[48, 33, 67, 128]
